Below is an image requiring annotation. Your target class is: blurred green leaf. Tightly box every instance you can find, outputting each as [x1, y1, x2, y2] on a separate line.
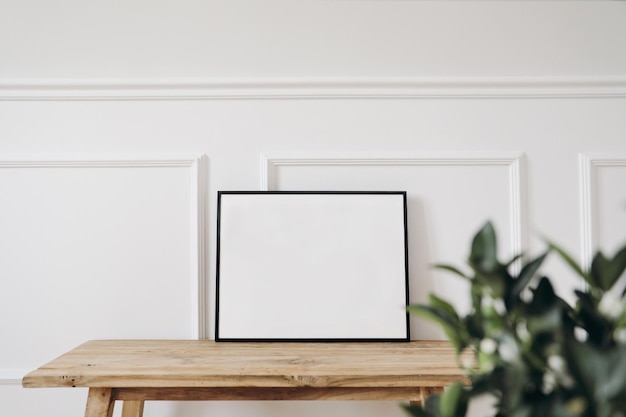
[424, 395, 442, 416]
[528, 277, 559, 314]
[565, 339, 626, 409]
[468, 373, 492, 396]
[470, 283, 483, 308]
[439, 383, 469, 417]
[508, 406, 532, 417]
[575, 290, 613, 348]
[407, 304, 468, 352]
[429, 294, 460, 322]
[590, 246, 626, 292]
[508, 252, 548, 308]
[505, 254, 524, 269]
[616, 307, 626, 328]
[609, 393, 626, 415]
[402, 404, 435, 417]
[411, 221, 626, 417]
[406, 304, 455, 327]
[548, 241, 592, 284]
[494, 364, 528, 412]
[475, 271, 508, 299]
[470, 221, 499, 273]
[526, 305, 562, 337]
[465, 314, 485, 340]
[433, 264, 470, 280]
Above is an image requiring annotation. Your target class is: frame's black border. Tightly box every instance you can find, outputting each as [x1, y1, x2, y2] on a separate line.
[215, 190, 410, 342]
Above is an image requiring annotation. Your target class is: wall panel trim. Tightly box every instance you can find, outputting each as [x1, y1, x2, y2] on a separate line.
[0, 153, 208, 385]
[0, 153, 208, 337]
[261, 151, 526, 273]
[579, 153, 626, 270]
[1, 77, 626, 100]
[0, 155, 200, 168]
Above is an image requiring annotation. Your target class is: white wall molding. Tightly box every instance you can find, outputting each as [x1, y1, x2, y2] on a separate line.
[2, 77, 626, 101]
[579, 153, 626, 271]
[0, 153, 209, 336]
[261, 151, 526, 274]
[0, 153, 209, 385]
[0, 154, 201, 168]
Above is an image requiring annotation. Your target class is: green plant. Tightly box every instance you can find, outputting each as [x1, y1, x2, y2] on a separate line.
[405, 221, 626, 417]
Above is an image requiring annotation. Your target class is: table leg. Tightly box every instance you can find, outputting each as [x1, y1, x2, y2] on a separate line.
[409, 386, 445, 407]
[121, 401, 145, 417]
[84, 388, 115, 417]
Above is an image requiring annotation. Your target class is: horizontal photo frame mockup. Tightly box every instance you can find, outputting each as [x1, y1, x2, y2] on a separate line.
[215, 191, 410, 342]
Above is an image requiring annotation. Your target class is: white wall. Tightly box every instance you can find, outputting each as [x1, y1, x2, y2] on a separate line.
[1, 1, 626, 416]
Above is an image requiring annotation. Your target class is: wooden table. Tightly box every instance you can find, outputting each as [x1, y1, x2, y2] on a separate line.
[22, 340, 467, 417]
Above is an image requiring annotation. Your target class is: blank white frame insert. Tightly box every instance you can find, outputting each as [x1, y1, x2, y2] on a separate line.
[215, 191, 409, 341]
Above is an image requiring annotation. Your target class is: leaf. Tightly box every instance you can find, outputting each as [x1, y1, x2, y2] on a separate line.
[575, 290, 613, 348]
[429, 294, 460, 323]
[528, 277, 558, 314]
[548, 241, 591, 284]
[590, 246, 626, 292]
[470, 283, 483, 311]
[406, 305, 456, 327]
[565, 338, 626, 407]
[464, 314, 485, 340]
[526, 304, 562, 336]
[470, 221, 499, 273]
[508, 406, 532, 417]
[439, 382, 469, 417]
[505, 254, 524, 269]
[474, 270, 508, 299]
[424, 395, 442, 416]
[402, 404, 435, 417]
[609, 393, 626, 416]
[616, 307, 626, 328]
[499, 364, 530, 412]
[468, 374, 492, 396]
[433, 264, 470, 280]
[407, 304, 467, 352]
[508, 251, 548, 307]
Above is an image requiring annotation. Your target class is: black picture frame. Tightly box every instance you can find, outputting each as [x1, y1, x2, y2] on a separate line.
[215, 191, 410, 342]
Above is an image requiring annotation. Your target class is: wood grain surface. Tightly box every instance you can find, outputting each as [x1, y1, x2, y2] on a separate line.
[23, 340, 468, 392]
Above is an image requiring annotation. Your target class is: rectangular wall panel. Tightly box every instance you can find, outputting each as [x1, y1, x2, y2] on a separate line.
[261, 152, 525, 340]
[0, 155, 207, 388]
[580, 153, 626, 268]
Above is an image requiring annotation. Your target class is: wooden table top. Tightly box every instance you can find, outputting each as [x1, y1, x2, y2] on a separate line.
[22, 340, 467, 390]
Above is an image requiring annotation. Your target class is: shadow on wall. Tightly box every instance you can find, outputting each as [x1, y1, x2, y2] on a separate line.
[408, 195, 445, 340]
